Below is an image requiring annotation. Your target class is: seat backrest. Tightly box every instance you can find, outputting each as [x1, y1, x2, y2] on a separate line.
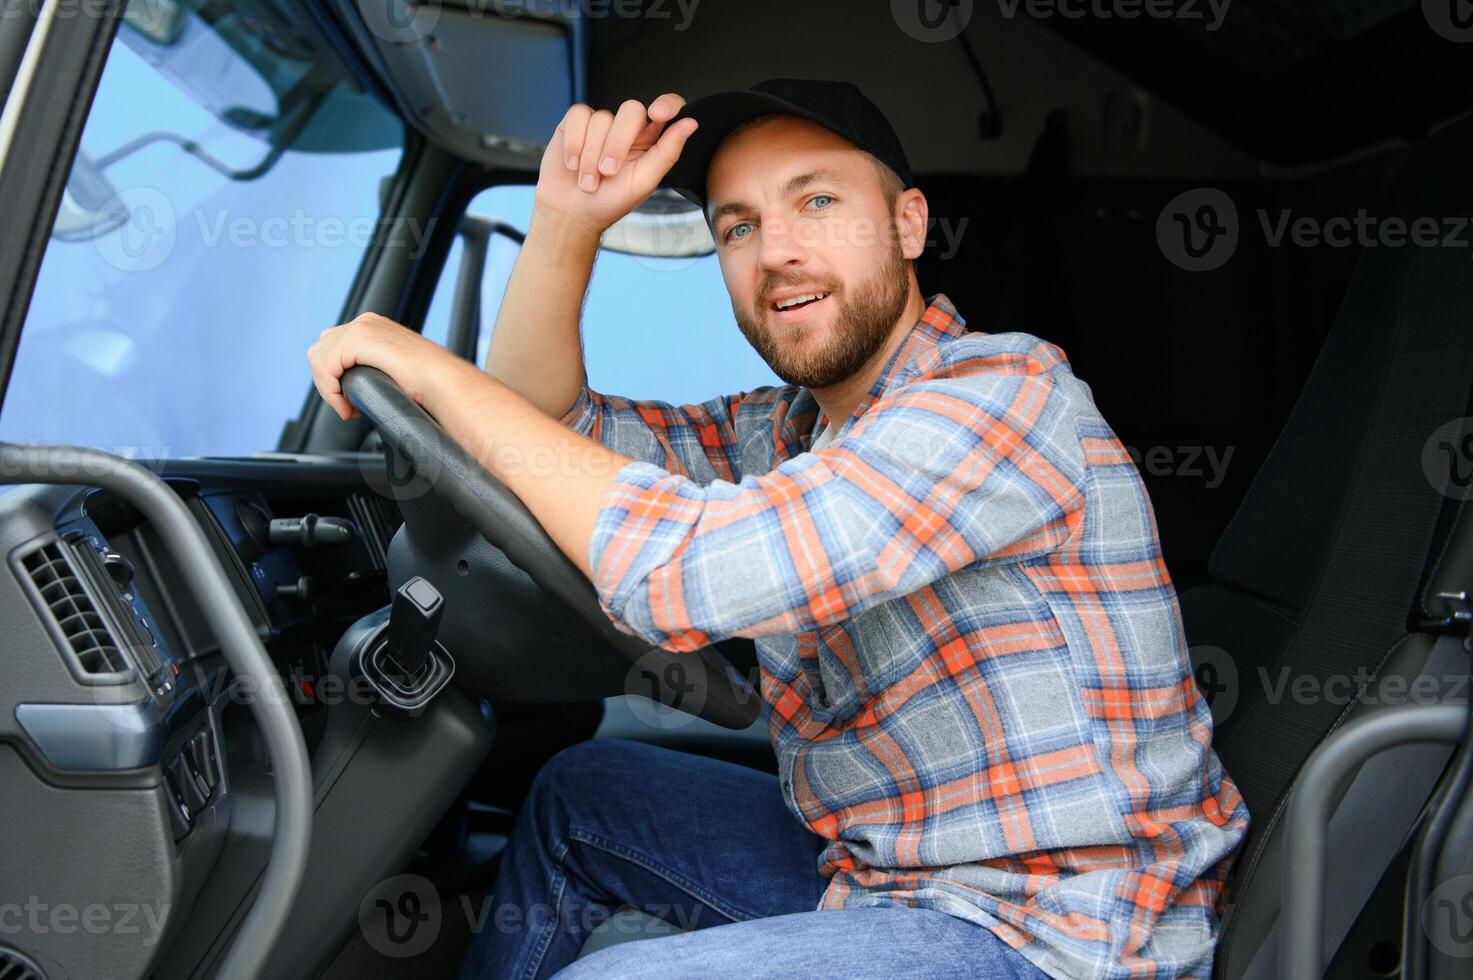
[1178, 114, 1473, 977]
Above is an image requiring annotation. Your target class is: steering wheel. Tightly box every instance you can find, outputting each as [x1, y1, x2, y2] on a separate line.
[341, 366, 762, 729]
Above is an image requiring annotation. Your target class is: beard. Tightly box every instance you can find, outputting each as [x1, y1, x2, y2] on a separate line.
[733, 236, 912, 389]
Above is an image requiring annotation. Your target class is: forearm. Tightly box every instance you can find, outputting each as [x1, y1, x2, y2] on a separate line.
[483, 207, 602, 419]
[422, 356, 630, 578]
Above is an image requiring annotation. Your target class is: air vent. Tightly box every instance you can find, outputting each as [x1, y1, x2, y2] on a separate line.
[0, 945, 46, 980]
[348, 493, 402, 569]
[18, 540, 129, 677]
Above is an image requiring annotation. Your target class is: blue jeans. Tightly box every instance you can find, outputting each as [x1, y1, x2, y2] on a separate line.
[458, 739, 1048, 980]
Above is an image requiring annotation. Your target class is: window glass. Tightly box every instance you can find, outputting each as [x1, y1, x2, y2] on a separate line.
[423, 186, 780, 406]
[0, 2, 406, 457]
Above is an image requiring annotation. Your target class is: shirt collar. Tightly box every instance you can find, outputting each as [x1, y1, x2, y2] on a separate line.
[811, 293, 967, 438]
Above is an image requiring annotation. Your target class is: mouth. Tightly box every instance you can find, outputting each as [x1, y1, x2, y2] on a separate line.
[767, 290, 834, 322]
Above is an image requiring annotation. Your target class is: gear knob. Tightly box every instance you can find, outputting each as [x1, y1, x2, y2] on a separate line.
[384, 576, 443, 679]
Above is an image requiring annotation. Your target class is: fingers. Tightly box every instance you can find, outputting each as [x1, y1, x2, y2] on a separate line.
[599, 100, 652, 176]
[307, 331, 355, 422]
[647, 93, 685, 124]
[629, 93, 687, 151]
[562, 94, 687, 191]
[557, 103, 593, 171]
[578, 109, 614, 192]
[638, 116, 700, 184]
[309, 317, 385, 421]
[324, 390, 355, 422]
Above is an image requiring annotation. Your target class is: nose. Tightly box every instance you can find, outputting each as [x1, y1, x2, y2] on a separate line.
[757, 216, 807, 273]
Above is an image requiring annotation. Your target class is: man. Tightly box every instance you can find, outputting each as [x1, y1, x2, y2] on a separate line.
[309, 80, 1247, 980]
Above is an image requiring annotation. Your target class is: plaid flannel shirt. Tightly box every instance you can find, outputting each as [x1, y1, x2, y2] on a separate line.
[562, 295, 1248, 979]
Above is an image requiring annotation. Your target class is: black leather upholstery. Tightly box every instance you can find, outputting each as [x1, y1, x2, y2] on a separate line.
[1181, 114, 1473, 978]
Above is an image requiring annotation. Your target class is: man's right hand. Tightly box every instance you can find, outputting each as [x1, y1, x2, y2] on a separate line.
[533, 94, 698, 237]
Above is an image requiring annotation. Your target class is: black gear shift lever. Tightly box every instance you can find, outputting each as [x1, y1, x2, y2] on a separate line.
[353, 575, 455, 716]
[382, 577, 443, 681]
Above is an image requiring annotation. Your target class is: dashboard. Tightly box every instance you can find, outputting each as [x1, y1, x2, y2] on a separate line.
[5, 453, 397, 804]
[0, 453, 494, 980]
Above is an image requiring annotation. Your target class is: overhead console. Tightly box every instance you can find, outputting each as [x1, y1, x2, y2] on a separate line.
[336, 0, 585, 168]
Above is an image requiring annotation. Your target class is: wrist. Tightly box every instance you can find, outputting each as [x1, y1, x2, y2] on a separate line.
[410, 344, 474, 408]
[527, 204, 605, 257]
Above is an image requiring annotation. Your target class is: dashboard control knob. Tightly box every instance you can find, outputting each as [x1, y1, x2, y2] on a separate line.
[101, 551, 135, 589]
[269, 514, 355, 548]
[272, 575, 316, 603]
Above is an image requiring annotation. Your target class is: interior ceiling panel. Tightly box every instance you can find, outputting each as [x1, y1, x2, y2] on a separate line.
[397, 9, 571, 143]
[1040, 0, 1473, 164]
[344, 0, 580, 167]
[1168, 0, 1416, 77]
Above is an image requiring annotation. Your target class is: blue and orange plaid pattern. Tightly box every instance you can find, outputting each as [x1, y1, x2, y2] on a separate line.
[562, 296, 1248, 979]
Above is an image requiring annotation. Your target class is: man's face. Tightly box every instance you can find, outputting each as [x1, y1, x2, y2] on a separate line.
[706, 116, 915, 389]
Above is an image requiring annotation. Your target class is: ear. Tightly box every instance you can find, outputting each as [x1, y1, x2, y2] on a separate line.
[895, 188, 929, 261]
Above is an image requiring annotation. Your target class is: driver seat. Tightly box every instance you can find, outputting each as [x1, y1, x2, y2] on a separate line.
[574, 112, 1473, 970]
[1184, 112, 1473, 977]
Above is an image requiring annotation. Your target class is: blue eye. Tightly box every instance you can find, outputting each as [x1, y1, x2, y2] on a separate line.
[810, 195, 835, 210]
[725, 222, 753, 242]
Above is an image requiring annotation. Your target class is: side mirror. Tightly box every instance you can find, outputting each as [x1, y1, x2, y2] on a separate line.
[52, 151, 128, 243]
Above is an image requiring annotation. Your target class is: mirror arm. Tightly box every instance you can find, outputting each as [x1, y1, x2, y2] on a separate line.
[91, 89, 322, 183]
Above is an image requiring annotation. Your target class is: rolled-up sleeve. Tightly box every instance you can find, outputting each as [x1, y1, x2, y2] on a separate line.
[588, 372, 1088, 652]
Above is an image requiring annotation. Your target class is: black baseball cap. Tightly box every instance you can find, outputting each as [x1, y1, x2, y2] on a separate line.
[662, 79, 914, 211]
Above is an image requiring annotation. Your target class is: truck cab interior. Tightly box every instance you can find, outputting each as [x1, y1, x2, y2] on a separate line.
[1, 1, 1472, 978]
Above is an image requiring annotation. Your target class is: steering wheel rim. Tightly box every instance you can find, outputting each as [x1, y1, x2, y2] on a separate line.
[341, 366, 761, 729]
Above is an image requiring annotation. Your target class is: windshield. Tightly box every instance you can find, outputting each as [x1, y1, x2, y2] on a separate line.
[0, 0, 405, 459]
